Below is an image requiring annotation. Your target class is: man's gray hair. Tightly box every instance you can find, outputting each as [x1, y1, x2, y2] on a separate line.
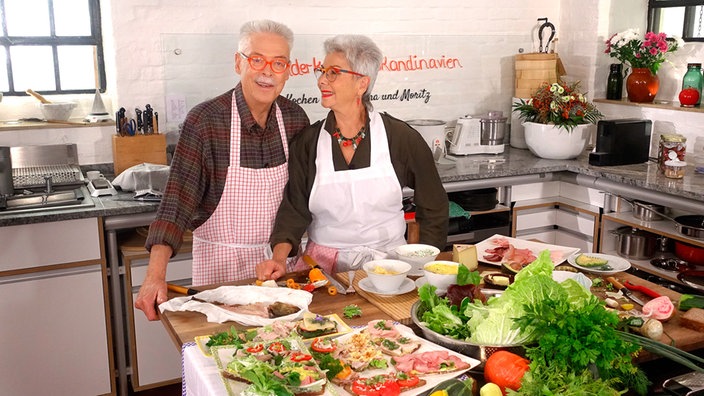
[324, 35, 383, 112]
[238, 20, 294, 55]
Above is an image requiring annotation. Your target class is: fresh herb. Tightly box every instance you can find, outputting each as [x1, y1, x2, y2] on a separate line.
[342, 304, 362, 319]
[381, 339, 400, 350]
[509, 366, 625, 396]
[374, 320, 392, 330]
[456, 264, 481, 286]
[310, 351, 345, 380]
[591, 277, 604, 287]
[206, 326, 244, 348]
[513, 294, 649, 395]
[368, 358, 388, 369]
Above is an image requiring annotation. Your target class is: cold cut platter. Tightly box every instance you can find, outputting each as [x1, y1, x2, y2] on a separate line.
[475, 234, 581, 270]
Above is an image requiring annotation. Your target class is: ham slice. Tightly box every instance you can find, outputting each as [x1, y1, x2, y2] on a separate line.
[391, 350, 470, 374]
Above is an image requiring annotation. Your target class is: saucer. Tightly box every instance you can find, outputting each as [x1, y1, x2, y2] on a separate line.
[358, 277, 415, 296]
[414, 276, 446, 295]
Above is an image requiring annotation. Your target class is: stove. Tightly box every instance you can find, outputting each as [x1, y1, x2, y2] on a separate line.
[0, 144, 94, 214]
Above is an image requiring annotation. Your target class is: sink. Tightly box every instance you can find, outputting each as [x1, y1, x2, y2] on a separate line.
[0, 187, 95, 214]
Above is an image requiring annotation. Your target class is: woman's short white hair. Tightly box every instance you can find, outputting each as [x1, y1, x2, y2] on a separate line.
[323, 35, 383, 112]
[238, 20, 294, 56]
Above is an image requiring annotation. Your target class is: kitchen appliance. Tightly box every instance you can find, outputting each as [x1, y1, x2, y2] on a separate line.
[406, 119, 447, 157]
[589, 119, 652, 166]
[0, 144, 94, 213]
[448, 112, 506, 155]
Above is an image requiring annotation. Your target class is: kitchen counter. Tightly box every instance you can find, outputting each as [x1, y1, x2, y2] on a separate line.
[1, 147, 702, 227]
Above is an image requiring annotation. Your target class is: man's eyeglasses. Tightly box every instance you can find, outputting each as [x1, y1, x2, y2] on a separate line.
[239, 52, 290, 73]
[313, 66, 365, 82]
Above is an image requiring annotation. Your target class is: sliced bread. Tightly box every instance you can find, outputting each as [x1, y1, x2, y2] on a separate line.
[680, 307, 704, 332]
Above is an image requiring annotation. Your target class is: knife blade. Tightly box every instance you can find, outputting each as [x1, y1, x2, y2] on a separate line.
[606, 276, 646, 306]
[302, 255, 347, 294]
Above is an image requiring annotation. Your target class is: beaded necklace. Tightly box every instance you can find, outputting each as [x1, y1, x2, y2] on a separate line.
[332, 126, 366, 150]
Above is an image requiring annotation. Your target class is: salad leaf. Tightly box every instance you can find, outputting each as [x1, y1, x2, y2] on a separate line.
[418, 283, 470, 339]
[343, 304, 362, 319]
[456, 265, 481, 286]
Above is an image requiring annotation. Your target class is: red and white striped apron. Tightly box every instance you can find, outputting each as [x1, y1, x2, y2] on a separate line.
[191, 92, 289, 285]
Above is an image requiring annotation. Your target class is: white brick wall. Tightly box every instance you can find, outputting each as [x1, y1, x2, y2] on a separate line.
[1, 0, 703, 164]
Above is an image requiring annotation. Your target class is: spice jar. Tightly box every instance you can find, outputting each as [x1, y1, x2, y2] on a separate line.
[658, 134, 687, 172]
[663, 159, 687, 179]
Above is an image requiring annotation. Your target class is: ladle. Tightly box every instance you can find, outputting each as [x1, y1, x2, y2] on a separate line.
[26, 89, 51, 104]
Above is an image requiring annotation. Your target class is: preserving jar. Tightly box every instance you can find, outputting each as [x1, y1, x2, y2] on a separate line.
[658, 134, 687, 172]
[663, 159, 687, 179]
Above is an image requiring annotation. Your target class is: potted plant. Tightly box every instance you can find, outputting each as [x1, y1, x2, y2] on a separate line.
[604, 29, 683, 103]
[512, 80, 604, 160]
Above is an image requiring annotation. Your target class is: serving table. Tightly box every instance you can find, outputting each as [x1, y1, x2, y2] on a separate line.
[159, 259, 704, 396]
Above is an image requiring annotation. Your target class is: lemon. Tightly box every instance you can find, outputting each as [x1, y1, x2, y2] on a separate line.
[480, 383, 502, 396]
[429, 391, 449, 396]
[621, 303, 635, 311]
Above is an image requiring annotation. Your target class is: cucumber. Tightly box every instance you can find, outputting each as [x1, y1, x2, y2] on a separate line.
[679, 294, 704, 311]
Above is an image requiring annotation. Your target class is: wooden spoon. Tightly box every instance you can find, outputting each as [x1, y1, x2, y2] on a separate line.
[26, 89, 51, 104]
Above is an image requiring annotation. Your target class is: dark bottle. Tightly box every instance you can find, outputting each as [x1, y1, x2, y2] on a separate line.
[606, 63, 623, 100]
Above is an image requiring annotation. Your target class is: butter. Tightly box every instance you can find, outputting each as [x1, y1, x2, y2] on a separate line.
[452, 244, 478, 271]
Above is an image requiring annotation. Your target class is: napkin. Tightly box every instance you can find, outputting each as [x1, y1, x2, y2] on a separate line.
[159, 285, 312, 325]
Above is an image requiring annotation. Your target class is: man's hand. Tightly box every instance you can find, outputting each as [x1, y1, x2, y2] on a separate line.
[256, 259, 287, 281]
[134, 275, 168, 321]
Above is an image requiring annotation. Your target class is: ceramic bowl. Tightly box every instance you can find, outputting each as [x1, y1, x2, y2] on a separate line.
[40, 102, 77, 121]
[362, 259, 411, 293]
[423, 260, 459, 293]
[394, 244, 440, 275]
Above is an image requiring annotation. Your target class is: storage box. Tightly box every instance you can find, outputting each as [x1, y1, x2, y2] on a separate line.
[514, 53, 566, 98]
[112, 134, 167, 176]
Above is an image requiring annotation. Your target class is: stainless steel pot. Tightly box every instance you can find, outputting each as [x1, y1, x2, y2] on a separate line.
[631, 200, 666, 221]
[611, 226, 660, 260]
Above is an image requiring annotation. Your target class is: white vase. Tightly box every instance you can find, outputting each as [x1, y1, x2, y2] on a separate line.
[523, 122, 594, 160]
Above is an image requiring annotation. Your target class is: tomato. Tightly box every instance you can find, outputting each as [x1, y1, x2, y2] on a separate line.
[290, 351, 313, 362]
[245, 343, 263, 353]
[394, 372, 420, 388]
[484, 350, 529, 392]
[302, 283, 316, 292]
[679, 87, 700, 106]
[378, 379, 401, 396]
[267, 341, 287, 354]
[351, 376, 401, 396]
[311, 337, 336, 353]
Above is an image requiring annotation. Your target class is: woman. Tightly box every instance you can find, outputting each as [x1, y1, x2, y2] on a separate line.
[256, 35, 448, 280]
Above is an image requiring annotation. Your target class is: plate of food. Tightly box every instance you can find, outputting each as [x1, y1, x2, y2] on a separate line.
[475, 234, 581, 271]
[195, 313, 353, 357]
[567, 252, 631, 275]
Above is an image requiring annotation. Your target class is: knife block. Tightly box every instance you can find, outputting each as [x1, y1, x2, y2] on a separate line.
[514, 53, 566, 98]
[112, 134, 167, 176]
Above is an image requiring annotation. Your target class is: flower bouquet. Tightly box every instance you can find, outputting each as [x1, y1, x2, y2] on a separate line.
[512, 80, 603, 133]
[605, 29, 683, 75]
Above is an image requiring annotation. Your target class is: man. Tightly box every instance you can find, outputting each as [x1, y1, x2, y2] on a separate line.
[135, 20, 309, 321]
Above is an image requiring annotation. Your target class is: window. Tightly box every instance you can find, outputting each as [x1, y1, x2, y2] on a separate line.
[649, 0, 704, 41]
[0, 0, 105, 96]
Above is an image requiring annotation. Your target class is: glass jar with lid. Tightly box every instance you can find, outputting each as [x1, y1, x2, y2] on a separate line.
[658, 134, 687, 172]
[663, 158, 687, 179]
[682, 63, 703, 106]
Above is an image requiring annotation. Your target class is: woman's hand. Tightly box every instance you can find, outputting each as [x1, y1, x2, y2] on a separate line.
[256, 259, 287, 281]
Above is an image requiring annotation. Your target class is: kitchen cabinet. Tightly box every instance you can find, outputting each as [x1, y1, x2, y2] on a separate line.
[121, 232, 193, 391]
[0, 218, 114, 396]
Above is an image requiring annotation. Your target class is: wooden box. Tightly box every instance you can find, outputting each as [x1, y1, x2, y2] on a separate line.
[514, 53, 566, 98]
[112, 134, 168, 175]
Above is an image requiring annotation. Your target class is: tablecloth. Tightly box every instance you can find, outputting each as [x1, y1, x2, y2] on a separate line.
[181, 342, 227, 396]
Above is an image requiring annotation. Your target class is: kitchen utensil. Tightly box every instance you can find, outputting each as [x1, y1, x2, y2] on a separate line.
[623, 280, 662, 298]
[167, 283, 198, 295]
[677, 270, 704, 292]
[611, 226, 660, 260]
[480, 111, 507, 146]
[622, 197, 666, 221]
[650, 257, 694, 272]
[606, 276, 646, 306]
[448, 114, 505, 155]
[40, 102, 77, 121]
[537, 18, 556, 53]
[302, 255, 347, 294]
[346, 271, 355, 293]
[25, 89, 51, 104]
[674, 241, 704, 266]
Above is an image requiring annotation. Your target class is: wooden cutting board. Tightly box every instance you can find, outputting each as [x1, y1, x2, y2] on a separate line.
[335, 270, 419, 325]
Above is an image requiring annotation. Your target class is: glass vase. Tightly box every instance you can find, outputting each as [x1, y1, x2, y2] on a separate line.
[626, 68, 659, 103]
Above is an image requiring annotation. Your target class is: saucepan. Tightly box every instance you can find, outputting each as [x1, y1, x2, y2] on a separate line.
[620, 197, 666, 222]
[621, 197, 704, 240]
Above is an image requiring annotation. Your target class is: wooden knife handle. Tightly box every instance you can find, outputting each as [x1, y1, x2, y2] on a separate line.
[606, 276, 624, 290]
[302, 255, 318, 269]
[167, 283, 196, 295]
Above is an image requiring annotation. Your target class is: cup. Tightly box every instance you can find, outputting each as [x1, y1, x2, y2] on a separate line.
[86, 170, 104, 181]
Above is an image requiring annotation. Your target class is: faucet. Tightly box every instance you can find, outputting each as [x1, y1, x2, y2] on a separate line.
[44, 175, 53, 194]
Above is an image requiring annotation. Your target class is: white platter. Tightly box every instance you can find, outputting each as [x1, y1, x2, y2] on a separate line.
[358, 277, 416, 296]
[475, 234, 581, 267]
[566, 252, 631, 275]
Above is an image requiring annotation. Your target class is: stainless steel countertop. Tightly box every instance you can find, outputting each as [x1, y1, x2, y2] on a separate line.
[1, 147, 702, 227]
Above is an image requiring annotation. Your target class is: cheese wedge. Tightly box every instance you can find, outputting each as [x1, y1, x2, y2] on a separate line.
[452, 244, 478, 271]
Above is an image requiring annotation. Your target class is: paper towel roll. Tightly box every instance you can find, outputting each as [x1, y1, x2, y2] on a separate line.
[510, 97, 529, 149]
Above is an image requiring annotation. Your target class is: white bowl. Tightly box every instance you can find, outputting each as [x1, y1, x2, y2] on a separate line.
[363, 259, 411, 294]
[423, 261, 459, 293]
[40, 102, 77, 121]
[552, 270, 593, 290]
[394, 244, 440, 275]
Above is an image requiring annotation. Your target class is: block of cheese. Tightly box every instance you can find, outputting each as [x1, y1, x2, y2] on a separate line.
[452, 244, 478, 271]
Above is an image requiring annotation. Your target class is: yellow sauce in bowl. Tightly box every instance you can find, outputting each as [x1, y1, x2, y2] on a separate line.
[425, 262, 459, 275]
[372, 266, 400, 275]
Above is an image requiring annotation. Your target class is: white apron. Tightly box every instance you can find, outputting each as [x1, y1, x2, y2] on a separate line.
[191, 92, 289, 285]
[303, 111, 406, 272]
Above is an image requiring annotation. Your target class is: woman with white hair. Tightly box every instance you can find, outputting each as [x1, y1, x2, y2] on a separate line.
[257, 34, 448, 279]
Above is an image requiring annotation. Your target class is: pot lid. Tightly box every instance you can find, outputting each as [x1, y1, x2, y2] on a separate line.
[614, 226, 657, 237]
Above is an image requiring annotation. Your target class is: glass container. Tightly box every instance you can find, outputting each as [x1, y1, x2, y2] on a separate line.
[658, 134, 687, 172]
[606, 63, 623, 100]
[682, 63, 703, 106]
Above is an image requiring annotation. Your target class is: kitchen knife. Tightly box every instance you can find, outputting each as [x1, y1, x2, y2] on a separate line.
[623, 280, 662, 298]
[606, 276, 646, 306]
[167, 283, 199, 295]
[302, 255, 347, 294]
